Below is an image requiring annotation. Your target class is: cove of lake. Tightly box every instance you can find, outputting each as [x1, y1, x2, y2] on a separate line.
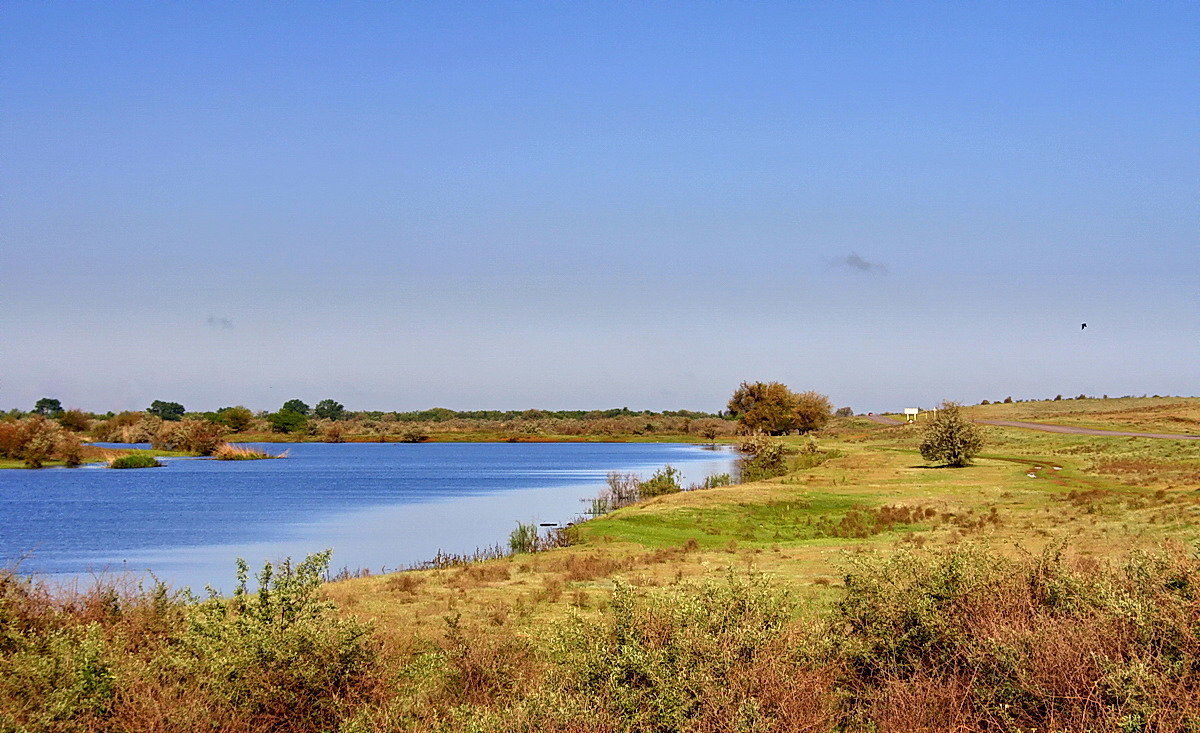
[0, 442, 737, 591]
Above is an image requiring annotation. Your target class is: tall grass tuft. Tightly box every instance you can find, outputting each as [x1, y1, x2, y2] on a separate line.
[212, 443, 287, 460]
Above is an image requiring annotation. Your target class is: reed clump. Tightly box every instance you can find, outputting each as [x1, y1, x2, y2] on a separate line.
[107, 452, 162, 469]
[212, 443, 286, 460]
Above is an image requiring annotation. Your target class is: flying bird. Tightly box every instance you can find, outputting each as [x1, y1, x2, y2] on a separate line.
[1081, 323, 1087, 330]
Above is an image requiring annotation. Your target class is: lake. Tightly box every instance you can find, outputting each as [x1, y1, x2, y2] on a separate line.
[0, 442, 736, 591]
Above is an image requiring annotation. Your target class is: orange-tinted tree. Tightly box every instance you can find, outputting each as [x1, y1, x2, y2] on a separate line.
[727, 382, 831, 435]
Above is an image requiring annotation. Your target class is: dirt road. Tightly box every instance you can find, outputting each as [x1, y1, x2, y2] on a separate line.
[975, 419, 1200, 441]
[864, 413, 1198, 440]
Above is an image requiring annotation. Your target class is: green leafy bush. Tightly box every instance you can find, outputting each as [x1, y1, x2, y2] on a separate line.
[639, 465, 682, 497]
[267, 410, 308, 434]
[108, 452, 162, 469]
[919, 401, 984, 467]
[508, 522, 540, 554]
[734, 435, 789, 482]
[179, 551, 379, 727]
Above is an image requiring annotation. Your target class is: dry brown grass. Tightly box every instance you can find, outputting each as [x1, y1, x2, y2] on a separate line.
[212, 443, 287, 460]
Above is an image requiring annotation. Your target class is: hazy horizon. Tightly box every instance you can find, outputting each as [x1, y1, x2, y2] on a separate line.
[4, 3, 1197, 415]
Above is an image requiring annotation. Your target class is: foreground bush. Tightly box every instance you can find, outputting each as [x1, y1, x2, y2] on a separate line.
[0, 552, 382, 732]
[8, 542, 1200, 731]
[374, 544, 1200, 732]
[734, 434, 790, 481]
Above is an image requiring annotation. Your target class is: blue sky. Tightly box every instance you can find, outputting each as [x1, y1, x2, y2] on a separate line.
[2, 2, 1196, 413]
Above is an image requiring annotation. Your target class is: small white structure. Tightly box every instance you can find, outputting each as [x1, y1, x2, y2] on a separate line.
[903, 408, 920, 423]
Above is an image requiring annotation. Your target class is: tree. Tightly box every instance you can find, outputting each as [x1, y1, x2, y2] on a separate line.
[147, 400, 186, 421]
[313, 399, 346, 421]
[33, 397, 63, 417]
[216, 405, 254, 432]
[727, 382, 831, 435]
[281, 399, 310, 416]
[835, 406, 854, 418]
[919, 402, 984, 467]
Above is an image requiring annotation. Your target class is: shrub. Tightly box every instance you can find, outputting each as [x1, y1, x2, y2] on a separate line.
[58, 409, 91, 432]
[108, 452, 162, 469]
[590, 472, 642, 515]
[508, 522, 540, 554]
[918, 401, 984, 467]
[6, 415, 72, 468]
[696, 473, 732, 489]
[639, 465, 683, 498]
[179, 552, 379, 727]
[156, 418, 225, 455]
[688, 417, 733, 442]
[0, 420, 22, 458]
[546, 574, 811, 730]
[735, 435, 789, 482]
[1003, 396, 1013, 404]
[267, 410, 307, 434]
[0, 552, 383, 731]
[835, 406, 854, 417]
[399, 428, 429, 443]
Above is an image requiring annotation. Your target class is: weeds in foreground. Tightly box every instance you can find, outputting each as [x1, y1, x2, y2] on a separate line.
[358, 544, 1200, 732]
[8, 545, 1200, 731]
[0, 551, 383, 732]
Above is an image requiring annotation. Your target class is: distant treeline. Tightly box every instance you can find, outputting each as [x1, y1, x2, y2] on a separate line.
[359, 407, 725, 422]
[1, 396, 738, 450]
[3, 398, 724, 423]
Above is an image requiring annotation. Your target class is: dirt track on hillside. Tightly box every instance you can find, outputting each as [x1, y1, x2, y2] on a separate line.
[864, 413, 1199, 440]
[975, 419, 1200, 440]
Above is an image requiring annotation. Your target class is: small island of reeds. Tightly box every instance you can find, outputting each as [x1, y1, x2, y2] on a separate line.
[212, 443, 286, 460]
[107, 452, 162, 469]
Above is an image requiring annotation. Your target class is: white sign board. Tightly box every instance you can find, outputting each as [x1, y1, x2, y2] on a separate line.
[903, 408, 919, 416]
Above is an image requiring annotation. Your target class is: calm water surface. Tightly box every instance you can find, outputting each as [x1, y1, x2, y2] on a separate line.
[0, 442, 735, 591]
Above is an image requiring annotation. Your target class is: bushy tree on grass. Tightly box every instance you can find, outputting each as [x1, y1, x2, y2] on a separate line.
[727, 382, 832, 435]
[919, 402, 984, 467]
